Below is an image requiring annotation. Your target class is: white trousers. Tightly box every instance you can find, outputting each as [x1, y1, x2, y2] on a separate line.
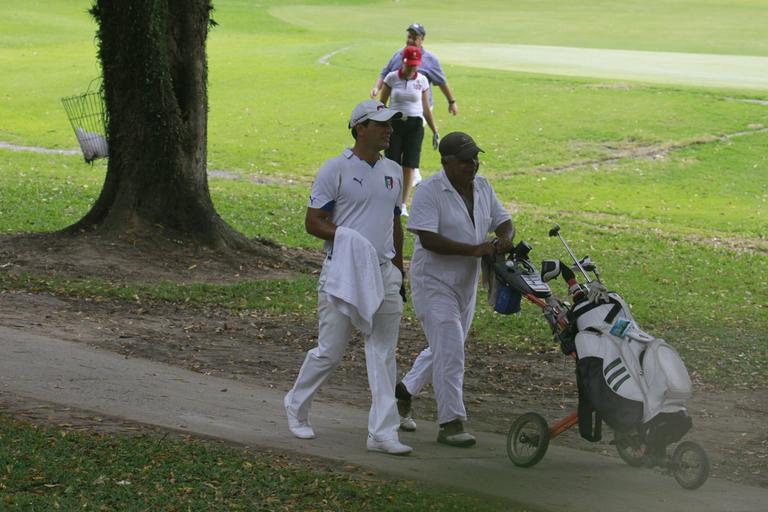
[402, 284, 476, 425]
[285, 260, 403, 441]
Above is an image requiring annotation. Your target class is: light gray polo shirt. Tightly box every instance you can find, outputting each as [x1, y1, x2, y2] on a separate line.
[309, 148, 403, 261]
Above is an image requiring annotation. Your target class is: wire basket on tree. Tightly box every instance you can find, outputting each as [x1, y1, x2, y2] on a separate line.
[61, 80, 108, 163]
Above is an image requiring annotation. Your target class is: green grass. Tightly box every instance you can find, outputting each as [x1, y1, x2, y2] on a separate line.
[271, 0, 768, 56]
[504, 131, 768, 238]
[0, 270, 318, 315]
[0, 152, 102, 233]
[0, 414, 514, 511]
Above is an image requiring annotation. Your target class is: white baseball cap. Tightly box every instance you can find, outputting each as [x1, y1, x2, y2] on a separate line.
[348, 100, 402, 128]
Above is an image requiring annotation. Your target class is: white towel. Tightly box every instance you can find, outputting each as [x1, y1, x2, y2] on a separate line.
[481, 255, 499, 307]
[323, 227, 385, 335]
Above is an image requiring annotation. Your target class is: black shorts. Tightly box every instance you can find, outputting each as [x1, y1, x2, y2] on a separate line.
[385, 116, 424, 169]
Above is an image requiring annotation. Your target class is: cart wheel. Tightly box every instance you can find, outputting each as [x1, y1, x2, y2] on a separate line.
[672, 441, 710, 490]
[507, 412, 549, 468]
[615, 435, 646, 468]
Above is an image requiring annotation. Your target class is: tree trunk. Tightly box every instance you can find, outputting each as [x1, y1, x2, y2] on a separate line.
[67, 0, 250, 251]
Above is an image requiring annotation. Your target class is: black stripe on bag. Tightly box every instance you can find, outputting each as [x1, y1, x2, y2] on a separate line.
[603, 298, 624, 323]
[612, 374, 631, 392]
[571, 301, 605, 321]
[604, 358, 622, 375]
[606, 366, 627, 384]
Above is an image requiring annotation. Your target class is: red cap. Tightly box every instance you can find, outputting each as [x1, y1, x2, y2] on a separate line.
[403, 45, 422, 66]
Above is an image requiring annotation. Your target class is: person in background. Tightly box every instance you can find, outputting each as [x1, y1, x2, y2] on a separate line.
[371, 23, 458, 116]
[379, 45, 438, 216]
[371, 23, 459, 198]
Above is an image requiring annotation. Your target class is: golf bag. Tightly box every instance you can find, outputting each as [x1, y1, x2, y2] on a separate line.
[568, 290, 693, 448]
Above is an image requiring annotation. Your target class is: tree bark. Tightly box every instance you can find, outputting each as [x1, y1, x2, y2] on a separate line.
[67, 0, 251, 251]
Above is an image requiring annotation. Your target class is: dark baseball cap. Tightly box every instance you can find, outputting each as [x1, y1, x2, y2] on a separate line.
[439, 132, 485, 160]
[407, 23, 426, 37]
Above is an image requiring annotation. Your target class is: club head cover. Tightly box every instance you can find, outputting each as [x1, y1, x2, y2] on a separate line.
[541, 259, 561, 282]
[569, 283, 588, 300]
[578, 256, 596, 272]
[586, 281, 610, 304]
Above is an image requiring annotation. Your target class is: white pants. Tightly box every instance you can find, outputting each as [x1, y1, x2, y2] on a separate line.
[402, 284, 476, 425]
[286, 260, 403, 440]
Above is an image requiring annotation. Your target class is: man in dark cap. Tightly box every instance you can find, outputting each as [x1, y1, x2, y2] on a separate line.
[394, 132, 515, 447]
[370, 23, 459, 117]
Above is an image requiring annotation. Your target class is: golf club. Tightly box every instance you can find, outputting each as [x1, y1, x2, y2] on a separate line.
[548, 224, 592, 283]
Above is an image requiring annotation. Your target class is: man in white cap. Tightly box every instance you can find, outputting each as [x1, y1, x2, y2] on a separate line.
[284, 100, 412, 455]
[396, 131, 515, 448]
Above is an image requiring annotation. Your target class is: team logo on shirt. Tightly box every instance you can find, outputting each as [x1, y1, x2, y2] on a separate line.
[384, 176, 394, 190]
[353, 177, 364, 187]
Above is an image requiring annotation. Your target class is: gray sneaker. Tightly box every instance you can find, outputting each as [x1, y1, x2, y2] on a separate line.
[437, 420, 476, 448]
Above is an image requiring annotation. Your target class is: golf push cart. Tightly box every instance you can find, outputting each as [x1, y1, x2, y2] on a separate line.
[489, 226, 710, 490]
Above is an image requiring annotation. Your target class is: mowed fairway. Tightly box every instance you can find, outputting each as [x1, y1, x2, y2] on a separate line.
[429, 44, 768, 90]
[0, 0, 766, 386]
[276, 0, 768, 89]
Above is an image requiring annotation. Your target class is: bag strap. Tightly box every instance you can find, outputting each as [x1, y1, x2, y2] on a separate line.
[603, 298, 624, 323]
[577, 388, 603, 442]
[571, 296, 624, 325]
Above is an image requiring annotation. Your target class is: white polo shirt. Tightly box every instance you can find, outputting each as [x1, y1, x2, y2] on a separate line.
[383, 71, 430, 119]
[407, 169, 511, 305]
[309, 148, 403, 261]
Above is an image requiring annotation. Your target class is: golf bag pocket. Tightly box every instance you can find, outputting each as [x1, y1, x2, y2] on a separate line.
[575, 331, 645, 436]
[576, 355, 644, 436]
[640, 339, 692, 421]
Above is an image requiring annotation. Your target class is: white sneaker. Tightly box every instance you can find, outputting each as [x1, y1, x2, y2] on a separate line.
[399, 414, 417, 432]
[412, 168, 422, 187]
[366, 434, 412, 455]
[400, 203, 408, 217]
[284, 394, 315, 439]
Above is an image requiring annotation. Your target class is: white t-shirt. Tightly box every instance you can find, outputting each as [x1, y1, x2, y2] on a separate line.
[309, 148, 403, 261]
[407, 169, 511, 306]
[383, 71, 430, 118]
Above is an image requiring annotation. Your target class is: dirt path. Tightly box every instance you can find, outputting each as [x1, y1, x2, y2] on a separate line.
[0, 234, 765, 490]
[1, 288, 765, 489]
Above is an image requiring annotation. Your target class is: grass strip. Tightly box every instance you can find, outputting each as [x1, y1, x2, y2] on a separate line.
[0, 272, 318, 315]
[0, 414, 514, 511]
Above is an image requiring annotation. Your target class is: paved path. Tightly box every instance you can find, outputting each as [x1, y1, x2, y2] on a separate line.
[1, 326, 765, 511]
